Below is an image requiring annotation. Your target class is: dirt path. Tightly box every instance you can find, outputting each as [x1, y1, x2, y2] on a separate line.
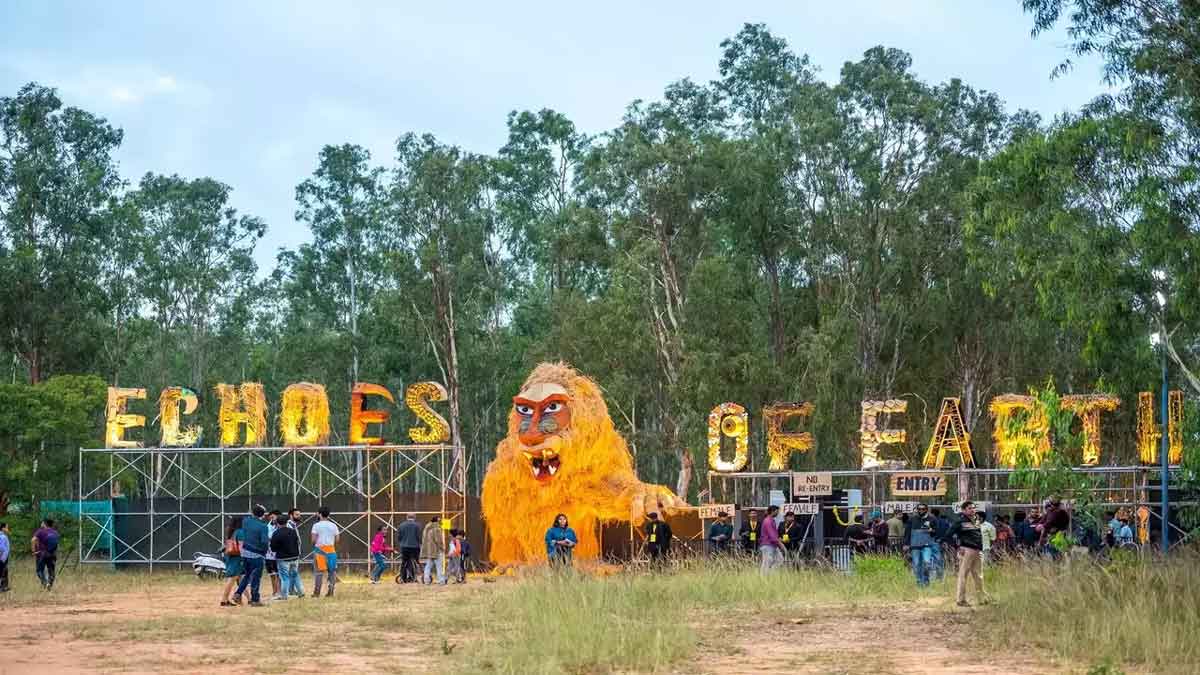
[702, 599, 1062, 675]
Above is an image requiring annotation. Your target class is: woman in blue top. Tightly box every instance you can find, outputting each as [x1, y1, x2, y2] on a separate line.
[545, 513, 578, 567]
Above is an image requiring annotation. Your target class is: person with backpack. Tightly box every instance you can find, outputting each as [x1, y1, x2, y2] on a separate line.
[221, 517, 244, 607]
[31, 518, 60, 590]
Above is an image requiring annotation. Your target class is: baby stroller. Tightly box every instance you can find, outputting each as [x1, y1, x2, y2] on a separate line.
[193, 550, 226, 578]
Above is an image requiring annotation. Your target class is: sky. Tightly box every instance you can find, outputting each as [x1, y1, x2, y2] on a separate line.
[0, 1, 1109, 270]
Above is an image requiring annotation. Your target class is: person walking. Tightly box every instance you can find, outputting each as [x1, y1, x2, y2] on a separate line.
[233, 505, 269, 606]
[645, 511, 672, 568]
[446, 529, 465, 583]
[32, 518, 60, 591]
[270, 516, 302, 600]
[707, 511, 734, 555]
[221, 517, 244, 607]
[369, 525, 393, 584]
[545, 513, 578, 567]
[285, 508, 306, 597]
[311, 506, 340, 597]
[945, 501, 985, 607]
[904, 504, 938, 587]
[420, 515, 446, 585]
[0, 522, 11, 592]
[758, 505, 784, 572]
[396, 513, 423, 583]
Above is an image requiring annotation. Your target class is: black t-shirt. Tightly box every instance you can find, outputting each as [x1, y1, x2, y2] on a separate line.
[846, 524, 869, 544]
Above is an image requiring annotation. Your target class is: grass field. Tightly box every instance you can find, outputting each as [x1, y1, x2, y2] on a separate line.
[0, 552, 1195, 674]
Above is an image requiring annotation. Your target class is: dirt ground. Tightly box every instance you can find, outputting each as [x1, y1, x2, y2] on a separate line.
[0, 566, 1067, 675]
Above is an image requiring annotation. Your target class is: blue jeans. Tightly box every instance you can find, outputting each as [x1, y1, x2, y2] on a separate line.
[279, 560, 302, 597]
[372, 552, 387, 582]
[423, 556, 445, 584]
[930, 544, 945, 580]
[235, 556, 264, 602]
[910, 546, 935, 586]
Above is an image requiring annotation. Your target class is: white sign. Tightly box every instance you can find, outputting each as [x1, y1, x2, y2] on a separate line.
[780, 502, 820, 516]
[883, 501, 917, 514]
[792, 471, 833, 496]
[697, 504, 735, 519]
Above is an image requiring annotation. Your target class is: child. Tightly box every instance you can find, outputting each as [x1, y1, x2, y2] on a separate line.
[446, 529, 464, 584]
[369, 524, 393, 584]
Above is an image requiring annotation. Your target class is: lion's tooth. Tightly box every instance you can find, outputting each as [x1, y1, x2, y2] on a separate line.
[548, 464, 558, 475]
[531, 467, 539, 478]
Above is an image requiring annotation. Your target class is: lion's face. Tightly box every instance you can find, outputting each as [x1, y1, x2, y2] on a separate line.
[511, 381, 575, 483]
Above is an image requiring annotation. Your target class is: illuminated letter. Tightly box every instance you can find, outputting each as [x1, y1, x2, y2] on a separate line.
[860, 399, 907, 470]
[922, 398, 974, 469]
[989, 394, 1050, 467]
[105, 386, 146, 448]
[406, 381, 450, 443]
[350, 382, 394, 445]
[215, 382, 268, 447]
[159, 386, 201, 447]
[1138, 390, 1184, 465]
[763, 402, 814, 471]
[707, 402, 749, 472]
[1060, 394, 1120, 466]
[279, 382, 331, 447]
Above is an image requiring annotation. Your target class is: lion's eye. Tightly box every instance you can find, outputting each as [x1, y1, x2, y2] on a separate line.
[543, 402, 563, 413]
[515, 404, 533, 416]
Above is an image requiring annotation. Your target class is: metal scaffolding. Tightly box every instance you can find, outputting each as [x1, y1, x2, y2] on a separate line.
[77, 444, 467, 568]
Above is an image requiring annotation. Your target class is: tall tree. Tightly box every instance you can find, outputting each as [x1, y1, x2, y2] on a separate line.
[0, 83, 124, 383]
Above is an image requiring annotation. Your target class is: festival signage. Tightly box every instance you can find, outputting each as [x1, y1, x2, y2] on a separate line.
[883, 501, 917, 514]
[104, 381, 451, 448]
[890, 472, 947, 497]
[780, 502, 820, 516]
[704, 389, 1185, 473]
[792, 471, 833, 496]
[697, 504, 736, 519]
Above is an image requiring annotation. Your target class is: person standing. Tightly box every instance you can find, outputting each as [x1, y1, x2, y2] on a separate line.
[707, 511, 733, 555]
[870, 512, 889, 552]
[886, 510, 905, 551]
[265, 510, 282, 600]
[945, 501, 985, 607]
[979, 511, 997, 565]
[758, 505, 784, 572]
[221, 517, 244, 607]
[270, 516, 301, 600]
[311, 506, 340, 597]
[781, 511, 804, 560]
[0, 522, 11, 592]
[1038, 498, 1070, 557]
[545, 513, 578, 567]
[930, 508, 950, 580]
[31, 518, 60, 591]
[396, 513, 423, 583]
[233, 505, 269, 606]
[285, 508, 306, 597]
[645, 512, 672, 567]
[739, 509, 760, 556]
[420, 515, 446, 585]
[369, 525, 393, 584]
[904, 504, 938, 587]
[446, 529, 465, 583]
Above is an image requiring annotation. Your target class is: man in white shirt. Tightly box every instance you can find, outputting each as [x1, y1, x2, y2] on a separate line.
[311, 506, 340, 597]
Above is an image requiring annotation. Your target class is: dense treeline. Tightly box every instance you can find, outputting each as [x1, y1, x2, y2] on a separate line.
[2, 12, 1198, 512]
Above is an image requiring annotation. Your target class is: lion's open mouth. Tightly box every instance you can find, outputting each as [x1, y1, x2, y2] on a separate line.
[523, 449, 560, 482]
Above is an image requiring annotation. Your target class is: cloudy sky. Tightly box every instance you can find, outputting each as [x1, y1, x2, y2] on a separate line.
[1, 1, 1106, 269]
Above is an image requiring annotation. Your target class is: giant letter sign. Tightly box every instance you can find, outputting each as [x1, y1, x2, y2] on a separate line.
[106, 387, 146, 448]
[922, 397, 974, 469]
[216, 383, 268, 447]
[350, 382, 393, 445]
[1060, 394, 1120, 466]
[708, 402, 749, 472]
[764, 402, 814, 471]
[280, 382, 331, 447]
[861, 399, 907, 470]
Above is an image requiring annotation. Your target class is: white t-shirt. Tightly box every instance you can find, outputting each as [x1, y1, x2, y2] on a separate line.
[312, 520, 339, 547]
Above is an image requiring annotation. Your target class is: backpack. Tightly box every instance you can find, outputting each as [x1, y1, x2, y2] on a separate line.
[42, 530, 59, 554]
[225, 537, 241, 556]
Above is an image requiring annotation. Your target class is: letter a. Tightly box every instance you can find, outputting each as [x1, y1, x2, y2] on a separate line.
[922, 398, 974, 469]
